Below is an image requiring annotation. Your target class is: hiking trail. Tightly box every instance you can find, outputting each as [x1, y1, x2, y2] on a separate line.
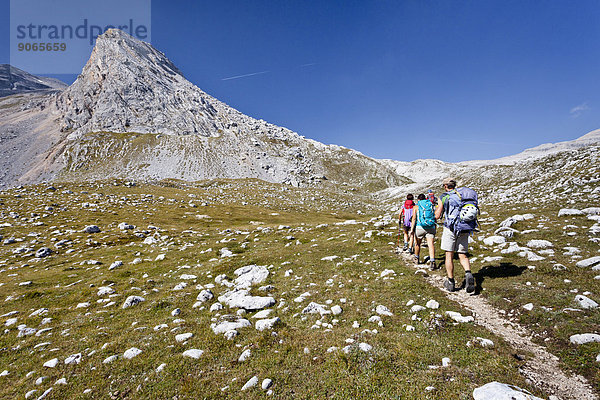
[397, 249, 598, 400]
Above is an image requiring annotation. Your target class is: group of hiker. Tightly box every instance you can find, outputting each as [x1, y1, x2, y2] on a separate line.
[398, 178, 478, 294]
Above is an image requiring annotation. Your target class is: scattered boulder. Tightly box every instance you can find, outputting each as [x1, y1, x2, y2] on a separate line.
[473, 382, 543, 400]
[558, 209, 584, 217]
[445, 311, 474, 323]
[83, 225, 101, 234]
[234, 265, 269, 288]
[576, 256, 600, 268]
[35, 247, 52, 258]
[182, 349, 204, 359]
[570, 333, 600, 345]
[574, 295, 598, 309]
[255, 317, 281, 331]
[64, 353, 82, 365]
[123, 347, 142, 359]
[241, 376, 259, 391]
[483, 236, 506, 246]
[211, 318, 251, 334]
[301, 302, 329, 315]
[122, 295, 145, 309]
[218, 290, 275, 311]
[526, 239, 553, 249]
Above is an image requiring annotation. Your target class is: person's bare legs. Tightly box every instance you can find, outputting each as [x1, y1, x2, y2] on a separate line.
[414, 237, 422, 262]
[445, 251, 454, 279]
[446, 251, 471, 278]
[426, 235, 435, 261]
[458, 252, 471, 272]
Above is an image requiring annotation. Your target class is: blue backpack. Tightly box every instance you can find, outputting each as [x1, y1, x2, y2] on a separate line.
[417, 199, 436, 228]
[444, 187, 479, 234]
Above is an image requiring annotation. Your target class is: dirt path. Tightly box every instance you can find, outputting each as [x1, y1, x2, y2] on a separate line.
[397, 250, 598, 400]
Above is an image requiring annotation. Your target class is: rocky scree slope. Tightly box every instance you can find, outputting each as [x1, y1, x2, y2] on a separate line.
[48, 29, 405, 189]
[379, 131, 600, 203]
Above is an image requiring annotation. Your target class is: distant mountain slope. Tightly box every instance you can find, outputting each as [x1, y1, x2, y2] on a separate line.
[0, 64, 67, 97]
[0, 30, 406, 190]
[379, 129, 600, 200]
[462, 129, 600, 166]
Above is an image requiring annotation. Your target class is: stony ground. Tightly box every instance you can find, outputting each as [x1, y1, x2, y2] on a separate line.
[0, 178, 597, 399]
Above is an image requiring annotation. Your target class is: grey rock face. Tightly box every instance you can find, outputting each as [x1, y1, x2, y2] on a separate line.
[50, 29, 403, 189]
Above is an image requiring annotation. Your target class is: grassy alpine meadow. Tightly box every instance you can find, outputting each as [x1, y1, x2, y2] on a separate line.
[0, 179, 541, 399]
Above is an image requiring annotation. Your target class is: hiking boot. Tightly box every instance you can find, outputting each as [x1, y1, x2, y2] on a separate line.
[413, 255, 419, 265]
[429, 260, 436, 271]
[409, 247, 414, 254]
[444, 278, 455, 292]
[465, 272, 475, 294]
[402, 242, 408, 251]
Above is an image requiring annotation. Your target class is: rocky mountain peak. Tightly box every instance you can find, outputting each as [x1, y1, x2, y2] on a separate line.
[55, 29, 225, 137]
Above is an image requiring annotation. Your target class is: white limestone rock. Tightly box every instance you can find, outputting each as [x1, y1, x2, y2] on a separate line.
[238, 349, 251, 362]
[255, 317, 281, 331]
[252, 309, 273, 319]
[262, 378, 273, 390]
[196, 289, 214, 303]
[526, 239, 553, 248]
[575, 294, 598, 309]
[473, 382, 543, 400]
[103, 355, 118, 364]
[558, 209, 584, 217]
[241, 375, 259, 391]
[218, 290, 276, 311]
[426, 300, 440, 309]
[570, 333, 600, 345]
[83, 225, 101, 233]
[445, 311, 474, 323]
[483, 236, 506, 246]
[123, 347, 142, 359]
[64, 353, 82, 364]
[97, 286, 115, 296]
[122, 295, 145, 309]
[211, 318, 251, 334]
[182, 349, 204, 359]
[234, 265, 269, 288]
[331, 305, 343, 315]
[576, 256, 600, 268]
[43, 358, 58, 368]
[301, 302, 329, 315]
[175, 333, 193, 342]
[375, 305, 393, 316]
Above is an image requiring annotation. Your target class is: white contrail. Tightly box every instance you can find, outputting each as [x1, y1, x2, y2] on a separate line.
[221, 70, 270, 81]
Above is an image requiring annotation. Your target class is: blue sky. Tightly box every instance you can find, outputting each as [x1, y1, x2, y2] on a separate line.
[1, 1, 599, 162]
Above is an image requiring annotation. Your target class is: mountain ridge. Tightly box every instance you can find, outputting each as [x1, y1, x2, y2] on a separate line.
[0, 64, 67, 97]
[0, 29, 598, 194]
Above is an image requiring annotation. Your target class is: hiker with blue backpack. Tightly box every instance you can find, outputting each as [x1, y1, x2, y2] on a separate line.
[399, 194, 416, 252]
[435, 178, 479, 293]
[409, 193, 437, 270]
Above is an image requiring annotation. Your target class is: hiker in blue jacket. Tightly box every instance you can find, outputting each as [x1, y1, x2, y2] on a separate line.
[410, 193, 437, 270]
[435, 178, 476, 293]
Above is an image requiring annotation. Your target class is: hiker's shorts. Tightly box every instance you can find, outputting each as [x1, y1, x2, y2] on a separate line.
[415, 225, 436, 239]
[440, 227, 469, 253]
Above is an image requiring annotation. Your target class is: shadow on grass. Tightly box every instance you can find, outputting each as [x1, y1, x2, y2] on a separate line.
[435, 260, 527, 295]
[472, 263, 528, 294]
